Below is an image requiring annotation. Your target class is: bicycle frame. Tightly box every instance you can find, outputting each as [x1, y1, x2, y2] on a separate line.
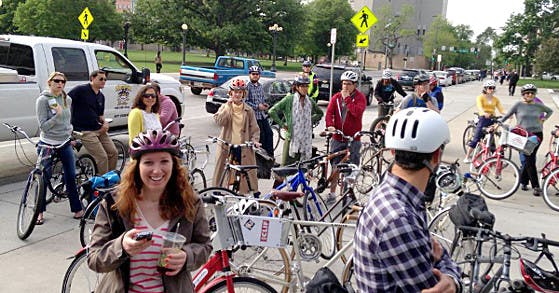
[470, 128, 508, 175]
[192, 250, 238, 293]
[541, 133, 559, 180]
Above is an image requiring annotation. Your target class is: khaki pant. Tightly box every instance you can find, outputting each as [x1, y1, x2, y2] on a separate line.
[81, 130, 118, 175]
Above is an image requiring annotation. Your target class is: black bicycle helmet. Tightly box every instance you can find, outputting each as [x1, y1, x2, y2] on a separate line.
[413, 74, 430, 85]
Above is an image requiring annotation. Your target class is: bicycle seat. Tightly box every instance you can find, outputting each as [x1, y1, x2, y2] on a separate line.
[272, 166, 300, 177]
[319, 131, 333, 138]
[269, 190, 304, 201]
[229, 164, 259, 172]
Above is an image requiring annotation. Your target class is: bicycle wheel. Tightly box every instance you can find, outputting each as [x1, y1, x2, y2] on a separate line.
[203, 276, 277, 293]
[47, 158, 64, 203]
[542, 168, 559, 212]
[427, 207, 455, 252]
[112, 139, 128, 172]
[450, 230, 497, 286]
[189, 168, 207, 193]
[76, 154, 96, 182]
[79, 196, 103, 247]
[476, 157, 520, 200]
[341, 257, 357, 292]
[272, 124, 285, 152]
[462, 125, 475, 154]
[61, 249, 102, 293]
[356, 145, 380, 195]
[17, 172, 44, 240]
[335, 208, 359, 264]
[302, 190, 336, 260]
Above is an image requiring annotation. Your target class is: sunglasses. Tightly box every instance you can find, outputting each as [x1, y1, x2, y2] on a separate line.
[486, 86, 495, 90]
[143, 94, 157, 99]
[98, 78, 107, 81]
[250, 73, 260, 76]
[52, 79, 66, 84]
[524, 92, 536, 95]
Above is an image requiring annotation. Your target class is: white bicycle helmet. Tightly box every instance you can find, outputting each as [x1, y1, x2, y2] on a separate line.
[385, 108, 450, 153]
[483, 80, 496, 88]
[382, 69, 392, 79]
[521, 83, 537, 94]
[341, 71, 358, 82]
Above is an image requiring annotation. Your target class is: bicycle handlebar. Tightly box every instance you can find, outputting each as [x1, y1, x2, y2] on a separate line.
[3, 122, 36, 145]
[207, 136, 258, 149]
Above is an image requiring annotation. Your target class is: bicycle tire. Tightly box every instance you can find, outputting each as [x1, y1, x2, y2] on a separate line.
[451, 230, 497, 288]
[462, 124, 476, 154]
[189, 168, 207, 193]
[302, 190, 336, 260]
[357, 145, 380, 195]
[46, 157, 64, 203]
[476, 157, 520, 200]
[112, 139, 128, 172]
[427, 207, 455, 252]
[542, 167, 559, 212]
[17, 172, 44, 240]
[203, 276, 277, 293]
[341, 257, 357, 292]
[272, 124, 285, 152]
[61, 249, 102, 293]
[79, 195, 104, 247]
[370, 116, 393, 164]
[335, 208, 359, 264]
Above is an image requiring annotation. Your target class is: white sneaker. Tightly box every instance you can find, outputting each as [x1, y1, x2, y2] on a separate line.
[463, 158, 471, 164]
[325, 193, 337, 204]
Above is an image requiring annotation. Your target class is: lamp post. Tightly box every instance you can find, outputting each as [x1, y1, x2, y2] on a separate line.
[123, 21, 130, 58]
[181, 23, 188, 66]
[268, 24, 283, 72]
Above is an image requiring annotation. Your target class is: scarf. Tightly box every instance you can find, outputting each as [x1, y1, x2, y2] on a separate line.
[231, 102, 244, 144]
[290, 92, 313, 159]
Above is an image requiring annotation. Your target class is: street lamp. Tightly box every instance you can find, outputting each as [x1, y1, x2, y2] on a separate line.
[123, 21, 130, 58]
[181, 23, 188, 66]
[268, 23, 283, 72]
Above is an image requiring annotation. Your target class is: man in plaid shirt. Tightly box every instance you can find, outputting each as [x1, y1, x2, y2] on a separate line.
[246, 66, 273, 156]
[354, 108, 462, 292]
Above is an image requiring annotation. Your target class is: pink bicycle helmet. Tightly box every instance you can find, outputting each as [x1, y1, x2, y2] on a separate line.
[229, 78, 247, 90]
[129, 129, 180, 159]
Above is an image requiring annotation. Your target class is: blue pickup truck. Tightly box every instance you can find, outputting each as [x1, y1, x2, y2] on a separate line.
[179, 56, 276, 95]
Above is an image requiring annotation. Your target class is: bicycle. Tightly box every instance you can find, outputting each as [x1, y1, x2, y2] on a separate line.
[3, 122, 95, 240]
[368, 101, 395, 160]
[199, 187, 357, 293]
[540, 126, 559, 211]
[178, 135, 209, 192]
[463, 114, 511, 160]
[467, 122, 520, 200]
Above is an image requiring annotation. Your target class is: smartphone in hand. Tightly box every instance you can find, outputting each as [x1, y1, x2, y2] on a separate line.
[135, 231, 153, 241]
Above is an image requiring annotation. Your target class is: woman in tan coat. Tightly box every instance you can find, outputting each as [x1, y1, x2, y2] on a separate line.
[213, 78, 260, 194]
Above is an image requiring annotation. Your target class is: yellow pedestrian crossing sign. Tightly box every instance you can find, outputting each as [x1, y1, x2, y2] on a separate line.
[356, 34, 369, 48]
[78, 7, 94, 29]
[81, 29, 89, 41]
[351, 6, 377, 33]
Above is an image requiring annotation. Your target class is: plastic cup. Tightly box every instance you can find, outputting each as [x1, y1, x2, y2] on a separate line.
[157, 231, 186, 273]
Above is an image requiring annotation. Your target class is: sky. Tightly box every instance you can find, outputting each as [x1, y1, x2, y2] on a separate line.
[446, 0, 525, 38]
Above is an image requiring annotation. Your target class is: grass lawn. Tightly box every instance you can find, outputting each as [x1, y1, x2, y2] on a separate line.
[518, 79, 559, 90]
[121, 49, 302, 73]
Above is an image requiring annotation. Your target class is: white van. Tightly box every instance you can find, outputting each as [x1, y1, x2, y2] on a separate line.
[0, 35, 185, 141]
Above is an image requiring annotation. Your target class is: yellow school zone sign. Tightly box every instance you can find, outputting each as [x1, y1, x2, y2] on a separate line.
[351, 6, 377, 33]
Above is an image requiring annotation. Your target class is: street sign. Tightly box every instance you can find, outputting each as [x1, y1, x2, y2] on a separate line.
[330, 28, 337, 45]
[81, 29, 89, 41]
[351, 6, 377, 33]
[78, 7, 94, 29]
[356, 33, 369, 48]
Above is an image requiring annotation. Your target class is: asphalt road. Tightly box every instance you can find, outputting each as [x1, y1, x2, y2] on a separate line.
[1, 76, 559, 292]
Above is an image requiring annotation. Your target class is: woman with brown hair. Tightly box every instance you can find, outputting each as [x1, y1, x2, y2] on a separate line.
[87, 129, 211, 292]
[128, 84, 162, 144]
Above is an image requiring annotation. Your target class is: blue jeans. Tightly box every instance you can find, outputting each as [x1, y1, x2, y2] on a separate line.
[38, 142, 82, 213]
[468, 116, 495, 148]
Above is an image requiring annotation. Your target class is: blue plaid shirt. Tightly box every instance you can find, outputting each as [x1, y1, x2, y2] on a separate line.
[246, 81, 266, 120]
[353, 171, 461, 292]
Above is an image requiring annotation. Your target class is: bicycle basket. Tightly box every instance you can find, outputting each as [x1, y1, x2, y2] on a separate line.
[227, 214, 291, 248]
[500, 126, 537, 155]
[449, 193, 494, 233]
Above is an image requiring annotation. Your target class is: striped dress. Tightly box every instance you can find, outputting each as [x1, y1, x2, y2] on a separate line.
[128, 208, 170, 293]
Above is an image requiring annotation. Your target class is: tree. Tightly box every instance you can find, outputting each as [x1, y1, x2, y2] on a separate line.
[369, 4, 414, 69]
[474, 27, 497, 69]
[13, 0, 123, 41]
[423, 16, 458, 69]
[0, 0, 25, 34]
[534, 37, 559, 75]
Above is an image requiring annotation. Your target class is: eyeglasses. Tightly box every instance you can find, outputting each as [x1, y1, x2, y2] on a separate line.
[98, 78, 107, 81]
[52, 79, 66, 84]
[486, 87, 495, 90]
[143, 94, 157, 99]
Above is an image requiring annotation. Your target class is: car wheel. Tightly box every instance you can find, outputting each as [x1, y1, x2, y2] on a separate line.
[191, 87, 203, 95]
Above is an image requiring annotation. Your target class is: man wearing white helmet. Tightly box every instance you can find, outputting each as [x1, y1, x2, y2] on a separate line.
[373, 69, 407, 116]
[354, 108, 461, 292]
[324, 70, 367, 202]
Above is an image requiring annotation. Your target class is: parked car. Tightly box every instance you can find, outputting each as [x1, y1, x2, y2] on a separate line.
[465, 69, 480, 81]
[446, 68, 457, 85]
[449, 67, 465, 84]
[180, 56, 276, 95]
[312, 64, 374, 105]
[205, 76, 291, 114]
[396, 69, 427, 90]
[433, 71, 452, 87]
[542, 72, 559, 80]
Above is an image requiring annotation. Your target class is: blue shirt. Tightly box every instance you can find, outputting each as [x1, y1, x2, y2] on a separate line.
[246, 81, 267, 120]
[353, 171, 461, 292]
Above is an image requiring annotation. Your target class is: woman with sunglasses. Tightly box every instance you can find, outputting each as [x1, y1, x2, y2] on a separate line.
[500, 84, 553, 196]
[128, 84, 162, 144]
[464, 80, 506, 163]
[35, 72, 85, 224]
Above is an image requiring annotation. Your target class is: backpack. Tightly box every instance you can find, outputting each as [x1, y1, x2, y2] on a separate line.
[449, 193, 494, 232]
[305, 267, 348, 293]
[255, 148, 275, 179]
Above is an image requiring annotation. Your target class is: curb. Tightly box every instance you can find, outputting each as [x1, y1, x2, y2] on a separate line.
[548, 89, 559, 109]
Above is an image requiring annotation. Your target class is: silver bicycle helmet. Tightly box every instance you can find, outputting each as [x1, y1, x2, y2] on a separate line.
[483, 80, 496, 88]
[341, 71, 358, 82]
[382, 69, 392, 79]
[520, 83, 537, 94]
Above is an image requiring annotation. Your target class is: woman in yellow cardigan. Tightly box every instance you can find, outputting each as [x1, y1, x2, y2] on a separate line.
[128, 84, 161, 144]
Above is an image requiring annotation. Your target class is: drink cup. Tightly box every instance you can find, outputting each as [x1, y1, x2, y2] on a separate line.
[48, 98, 58, 114]
[157, 231, 186, 274]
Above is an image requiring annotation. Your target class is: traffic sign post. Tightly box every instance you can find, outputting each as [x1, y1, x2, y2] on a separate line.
[78, 7, 94, 41]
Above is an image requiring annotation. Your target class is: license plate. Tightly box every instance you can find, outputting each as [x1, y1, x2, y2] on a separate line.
[320, 84, 329, 89]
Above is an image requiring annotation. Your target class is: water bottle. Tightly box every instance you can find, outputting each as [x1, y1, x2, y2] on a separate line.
[102, 170, 120, 187]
